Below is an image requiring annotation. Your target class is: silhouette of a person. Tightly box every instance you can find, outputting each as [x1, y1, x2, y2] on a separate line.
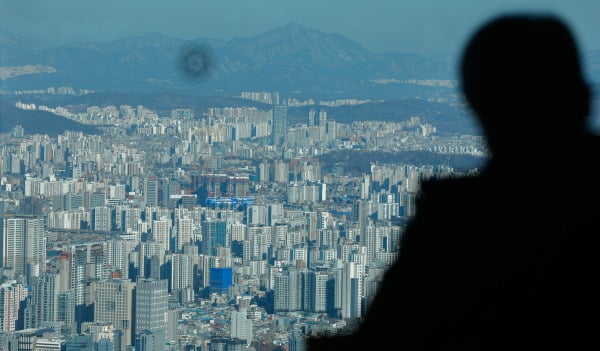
[308, 14, 599, 350]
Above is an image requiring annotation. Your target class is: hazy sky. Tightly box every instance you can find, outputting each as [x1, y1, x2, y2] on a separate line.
[1, 0, 599, 59]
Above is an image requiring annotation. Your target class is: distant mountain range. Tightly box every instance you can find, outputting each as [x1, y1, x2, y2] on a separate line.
[0, 23, 454, 96]
[2, 23, 600, 137]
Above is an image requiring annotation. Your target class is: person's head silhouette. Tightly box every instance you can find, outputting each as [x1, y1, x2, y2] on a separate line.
[461, 15, 590, 155]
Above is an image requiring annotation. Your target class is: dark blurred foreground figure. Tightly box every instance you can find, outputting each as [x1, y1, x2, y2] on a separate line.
[309, 14, 599, 350]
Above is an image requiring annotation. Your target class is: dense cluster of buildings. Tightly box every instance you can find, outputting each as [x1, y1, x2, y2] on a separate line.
[0, 97, 480, 350]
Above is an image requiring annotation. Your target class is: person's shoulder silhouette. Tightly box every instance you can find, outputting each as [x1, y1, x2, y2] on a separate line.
[308, 14, 600, 351]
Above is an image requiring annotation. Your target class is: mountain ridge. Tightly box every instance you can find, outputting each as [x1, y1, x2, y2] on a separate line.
[0, 23, 453, 95]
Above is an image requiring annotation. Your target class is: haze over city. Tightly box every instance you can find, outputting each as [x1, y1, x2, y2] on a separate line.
[2, 0, 600, 58]
[1, 1, 599, 351]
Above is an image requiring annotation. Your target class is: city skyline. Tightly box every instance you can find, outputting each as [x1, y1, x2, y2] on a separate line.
[0, 3, 595, 350]
[0, 92, 482, 349]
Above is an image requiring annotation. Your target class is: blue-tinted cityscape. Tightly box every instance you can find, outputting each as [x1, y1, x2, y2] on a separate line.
[0, 89, 483, 350]
[1, 1, 599, 351]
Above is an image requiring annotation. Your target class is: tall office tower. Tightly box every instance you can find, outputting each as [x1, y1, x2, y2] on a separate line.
[360, 174, 371, 200]
[160, 179, 180, 207]
[107, 240, 137, 279]
[113, 206, 126, 232]
[258, 160, 270, 182]
[0, 217, 45, 278]
[332, 263, 343, 315]
[144, 206, 157, 223]
[88, 243, 107, 281]
[144, 177, 159, 207]
[109, 184, 126, 201]
[274, 269, 303, 312]
[339, 241, 361, 262]
[93, 279, 136, 350]
[124, 207, 141, 233]
[363, 263, 386, 310]
[291, 246, 307, 266]
[305, 271, 328, 313]
[272, 224, 287, 250]
[31, 273, 60, 328]
[308, 109, 316, 127]
[246, 205, 267, 226]
[89, 191, 107, 209]
[318, 212, 330, 230]
[364, 224, 382, 261]
[230, 223, 246, 242]
[66, 245, 91, 332]
[340, 262, 363, 319]
[135, 279, 168, 348]
[271, 103, 288, 146]
[230, 309, 253, 345]
[248, 226, 270, 261]
[170, 254, 195, 293]
[176, 217, 193, 252]
[0, 280, 27, 333]
[152, 218, 170, 252]
[9, 154, 23, 175]
[0, 280, 28, 332]
[138, 242, 165, 281]
[267, 203, 284, 226]
[92, 207, 112, 232]
[200, 255, 216, 290]
[400, 192, 418, 217]
[202, 220, 227, 256]
[355, 200, 374, 238]
[57, 291, 75, 335]
[305, 212, 318, 241]
[389, 226, 403, 252]
[69, 193, 84, 210]
[318, 110, 327, 127]
[144, 255, 161, 282]
[166, 308, 183, 343]
[273, 160, 288, 183]
[326, 120, 337, 141]
[24, 217, 45, 278]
